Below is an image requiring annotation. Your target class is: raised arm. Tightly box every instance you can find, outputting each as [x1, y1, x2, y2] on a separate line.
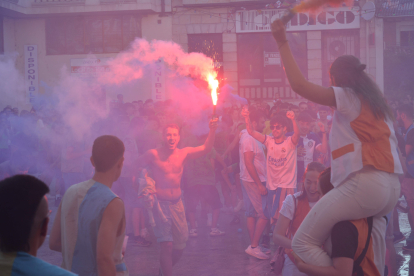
[241, 107, 266, 144]
[186, 118, 218, 159]
[271, 20, 336, 107]
[97, 198, 125, 276]
[287, 111, 299, 145]
[316, 122, 328, 154]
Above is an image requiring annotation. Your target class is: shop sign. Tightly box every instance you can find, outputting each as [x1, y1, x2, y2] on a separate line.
[152, 60, 166, 102]
[236, 7, 360, 33]
[70, 58, 111, 74]
[264, 52, 281, 66]
[24, 45, 38, 103]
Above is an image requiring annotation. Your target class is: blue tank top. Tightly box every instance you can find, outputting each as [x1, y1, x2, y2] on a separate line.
[71, 182, 117, 276]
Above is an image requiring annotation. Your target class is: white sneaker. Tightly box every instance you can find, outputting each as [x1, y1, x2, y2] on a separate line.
[210, 228, 225, 236]
[245, 245, 270, 260]
[234, 199, 244, 212]
[260, 246, 271, 255]
[189, 229, 198, 237]
[207, 214, 212, 227]
[140, 228, 149, 239]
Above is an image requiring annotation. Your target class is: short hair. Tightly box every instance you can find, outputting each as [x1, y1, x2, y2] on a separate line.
[270, 113, 288, 128]
[399, 104, 413, 119]
[299, 102, 307, 106]
[163, 124, 180, 134]
[319, 167, 334, 195]
[92, 135, 125, 172]
[249, 110, 265, 124]
[297, 111, 314, 123]
[145, 99, 153, 104]
[318, 106, 331, 112]
[0, 175, 49, 252]
[124, 103, 134, 110]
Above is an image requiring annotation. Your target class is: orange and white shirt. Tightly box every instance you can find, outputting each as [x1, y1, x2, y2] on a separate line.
[330, 87, 403, 187]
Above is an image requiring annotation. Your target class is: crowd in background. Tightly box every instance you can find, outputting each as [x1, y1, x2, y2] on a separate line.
[0, 91, 413, 252]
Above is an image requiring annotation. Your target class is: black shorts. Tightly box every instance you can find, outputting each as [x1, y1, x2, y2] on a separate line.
[185, 185, 223, 213]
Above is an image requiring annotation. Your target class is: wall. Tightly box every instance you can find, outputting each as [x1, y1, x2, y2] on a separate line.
[1, 13, 173, 110]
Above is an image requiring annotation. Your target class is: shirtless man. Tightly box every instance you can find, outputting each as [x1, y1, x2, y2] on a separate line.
[137, 119, 218, 276]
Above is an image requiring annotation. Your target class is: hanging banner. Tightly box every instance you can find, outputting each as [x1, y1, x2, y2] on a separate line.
[24, 45, 38, 103]
[152, 60, 166, 101]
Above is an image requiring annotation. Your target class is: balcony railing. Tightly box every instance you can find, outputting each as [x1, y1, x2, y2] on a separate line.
[32, 0, 85, 6]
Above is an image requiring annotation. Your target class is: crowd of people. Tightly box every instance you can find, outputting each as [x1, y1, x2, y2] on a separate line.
[0, 19, 413, 276]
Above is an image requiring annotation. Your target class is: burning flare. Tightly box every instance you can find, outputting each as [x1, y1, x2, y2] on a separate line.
[208, 74, 219, 106]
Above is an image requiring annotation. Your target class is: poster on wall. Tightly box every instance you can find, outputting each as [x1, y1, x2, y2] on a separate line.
[264, 52, 281, 66]
[152, 60, 166, 101]
[24, 45, 39, 103]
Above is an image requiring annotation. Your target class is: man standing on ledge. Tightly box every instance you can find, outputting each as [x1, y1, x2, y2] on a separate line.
[136, 118, 218, 276]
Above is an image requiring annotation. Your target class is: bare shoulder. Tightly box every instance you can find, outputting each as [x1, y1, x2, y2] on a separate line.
[104, 198, 124, 217]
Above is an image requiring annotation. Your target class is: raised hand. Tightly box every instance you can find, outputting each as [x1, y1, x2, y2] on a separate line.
[271, 19, 287, 45]
[209, 118, 219, 131]
[286, 110, 295, 120]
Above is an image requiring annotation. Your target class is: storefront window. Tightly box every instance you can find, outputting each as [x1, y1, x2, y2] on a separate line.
[46, 15, 141, 55]
[237, 32, 307, 100]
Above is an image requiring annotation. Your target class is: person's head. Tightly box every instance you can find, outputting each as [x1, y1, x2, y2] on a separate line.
[269, 114, 288, 139]
[330, 55, 393, 120]
[124, 103, 135, 117]
[318, 167, 334, 196]
[298, 162, 325, 202]
[290, 105, 300, 117]
[91, 135, 125, 182]
[318, 106, 331, 121]
[249, 110, 266, 133]
[0, 175, 50, 255]
[144, 99, 154, 110]
[297, 111, 313, 136]
[280, 103, 289, 114]
[299, 102, 308, 112]
[162, 124, 180, 150]
[231, 107, 240, 121]
[397, 104, 413, 126]
[147, 116, 160, 131]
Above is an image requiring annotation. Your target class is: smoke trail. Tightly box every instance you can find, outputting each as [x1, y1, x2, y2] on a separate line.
[0, 55, 25, 110]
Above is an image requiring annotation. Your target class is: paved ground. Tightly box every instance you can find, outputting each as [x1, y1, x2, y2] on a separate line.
[38, 196, 413, 276]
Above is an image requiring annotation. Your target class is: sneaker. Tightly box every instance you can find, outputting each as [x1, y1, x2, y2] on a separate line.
[133, 236, 152, 247]
[234, 199, 244, 212]
[245, 245, 270, 260]
[261, 235, 270, 248]
[403, 241, 414, 251]
[230, 215, 241, 225]
[140, 228, 149, 239]
[207, 214, 212, 227]
[260, 246, 271, 255]
[210, 228, 225, 236]
[393, 232, 406, 244]
[189, 229, 198, 237]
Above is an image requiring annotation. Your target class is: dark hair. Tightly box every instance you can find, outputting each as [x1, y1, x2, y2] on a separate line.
[249, 110, 265, 124]
[163, 123, 180, 134]
[318, 167, 333, 195]
[398, 104, 413, 119]
[92, 135, 125, 172]
[0, 175, 49, 253]
[270, 113, 288, 128]
[299, 102, 307, 107]
[298, 162, 326, 200]
[145, 99, 154, 104]
[124, 103, 134, 110]
[330, 55, 393, 120]
[318, 106, 330, 112]
[297, 111, 314, 123]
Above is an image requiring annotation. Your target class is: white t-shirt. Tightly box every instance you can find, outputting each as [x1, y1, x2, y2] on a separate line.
[264, 136, 297, 190]
[279, 192, 317, 220]
[239, 129, 267, 182]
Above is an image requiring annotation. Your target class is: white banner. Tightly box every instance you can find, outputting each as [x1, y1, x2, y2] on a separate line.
[24, 45, 38, 103]
[236, 7, 360, 33]
[70, 58, 111, 74]
[152, 60, 166, 102]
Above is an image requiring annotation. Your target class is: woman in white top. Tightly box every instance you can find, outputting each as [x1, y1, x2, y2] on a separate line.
[273, 162, 325, 276]
[270, 20, 402, 267]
